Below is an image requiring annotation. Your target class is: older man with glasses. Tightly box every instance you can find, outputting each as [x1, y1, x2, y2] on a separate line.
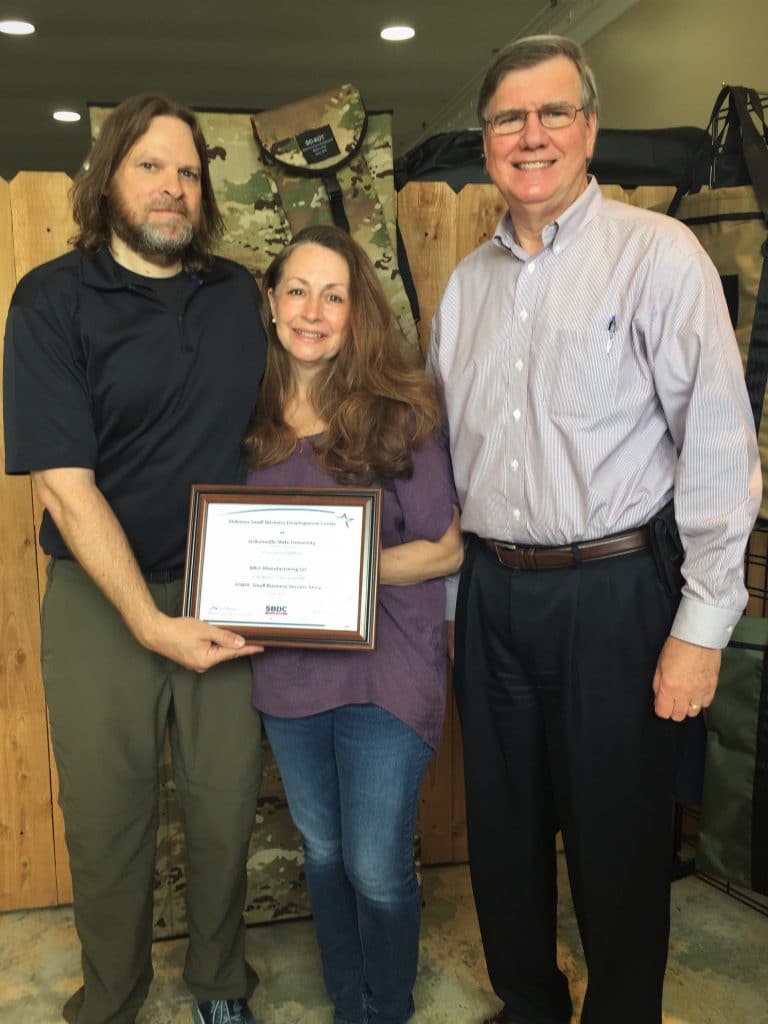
[428, 34, 760, 1024]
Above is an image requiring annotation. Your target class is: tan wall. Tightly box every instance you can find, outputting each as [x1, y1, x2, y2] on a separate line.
[584, 0, 767, 130]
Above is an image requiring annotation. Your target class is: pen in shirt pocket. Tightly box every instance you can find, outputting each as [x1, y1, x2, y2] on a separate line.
[606, 314, 617, 352]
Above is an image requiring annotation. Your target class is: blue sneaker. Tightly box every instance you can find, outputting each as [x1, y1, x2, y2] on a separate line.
[192, 999, 256, 1024]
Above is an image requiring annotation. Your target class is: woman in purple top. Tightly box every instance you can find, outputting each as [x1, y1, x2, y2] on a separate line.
[243, 225, 462, 1024]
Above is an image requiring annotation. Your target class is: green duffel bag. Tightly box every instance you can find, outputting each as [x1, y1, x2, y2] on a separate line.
[697, 613, 768, 896]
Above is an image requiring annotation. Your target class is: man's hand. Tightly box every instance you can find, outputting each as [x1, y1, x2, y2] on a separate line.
[652, 635, 721, 721]
[32, 468, 264, 673]
[145, 614, 264, 674]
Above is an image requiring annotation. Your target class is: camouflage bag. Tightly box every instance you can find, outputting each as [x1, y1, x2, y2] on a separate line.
[251, 84, 421, 363]
[90, 88, 421, 364]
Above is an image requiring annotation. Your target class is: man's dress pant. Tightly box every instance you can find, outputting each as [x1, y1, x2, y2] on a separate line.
[454, 538, 684, 1024]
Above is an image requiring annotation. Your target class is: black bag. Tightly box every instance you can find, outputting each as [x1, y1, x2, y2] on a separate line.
[394, 126, 713, 193]
[394, 130, 486, 192]
[591, 127, 713, 189]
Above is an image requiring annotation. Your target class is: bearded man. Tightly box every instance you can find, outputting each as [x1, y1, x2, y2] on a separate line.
[3, 95, 266, 1024]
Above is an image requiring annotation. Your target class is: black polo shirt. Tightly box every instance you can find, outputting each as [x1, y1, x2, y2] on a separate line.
[4, 248, 266, 569]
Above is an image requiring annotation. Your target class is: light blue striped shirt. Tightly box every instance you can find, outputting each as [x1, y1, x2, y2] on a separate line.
[429, 178, 761, 648]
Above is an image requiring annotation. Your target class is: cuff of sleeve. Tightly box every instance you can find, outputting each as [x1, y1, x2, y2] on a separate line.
[670, 595, 742, 649]
[444, 572, 460, 621]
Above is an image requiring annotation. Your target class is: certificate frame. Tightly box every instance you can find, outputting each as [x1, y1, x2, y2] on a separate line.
[182, 485, 381, 649]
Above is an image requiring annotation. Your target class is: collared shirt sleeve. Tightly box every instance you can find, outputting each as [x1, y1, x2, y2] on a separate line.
[647, 240, 761, 648]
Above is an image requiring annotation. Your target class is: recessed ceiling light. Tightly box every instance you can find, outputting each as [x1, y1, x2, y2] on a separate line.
[0, 19, 35, 35]
[380, 25, 415, 42]
[53, 110, 82, 123]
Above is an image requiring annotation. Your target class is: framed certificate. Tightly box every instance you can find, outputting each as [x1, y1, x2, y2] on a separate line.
[182, 485, 381, 649]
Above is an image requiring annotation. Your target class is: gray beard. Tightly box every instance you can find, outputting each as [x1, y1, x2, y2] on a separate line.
[108, 195, 195, 267]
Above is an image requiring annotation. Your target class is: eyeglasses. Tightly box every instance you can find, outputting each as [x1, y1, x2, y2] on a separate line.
[484, 103, 585, 135]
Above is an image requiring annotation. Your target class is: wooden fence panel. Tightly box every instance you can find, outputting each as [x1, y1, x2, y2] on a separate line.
[456, 185, 507, 263]
[10, 173, 76, 906]
[400, 183, 510, 864]
[0, 176, 60, 910]
[398, 182, 458, 359]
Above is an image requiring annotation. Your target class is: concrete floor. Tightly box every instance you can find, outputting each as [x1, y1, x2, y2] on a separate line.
[1, 860, 767, 1023]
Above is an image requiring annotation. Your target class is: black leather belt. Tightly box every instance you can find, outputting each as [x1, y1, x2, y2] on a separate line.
[484, 527, 650, 570]
[143, 566, 185, 583]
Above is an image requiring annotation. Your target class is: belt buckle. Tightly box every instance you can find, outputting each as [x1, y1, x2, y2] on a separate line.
[495, 541, 517, 567]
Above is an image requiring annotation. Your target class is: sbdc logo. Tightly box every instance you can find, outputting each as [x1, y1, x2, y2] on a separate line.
[265, 604, 288, 616]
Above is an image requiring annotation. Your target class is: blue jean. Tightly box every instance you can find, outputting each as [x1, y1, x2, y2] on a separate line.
[262, 704, 432, 1024]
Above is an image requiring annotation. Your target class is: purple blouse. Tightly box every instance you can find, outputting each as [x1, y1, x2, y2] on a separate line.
[247, 434, 456, 750]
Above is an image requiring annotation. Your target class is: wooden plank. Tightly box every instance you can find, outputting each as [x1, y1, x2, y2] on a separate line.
[0, 176, 59, 910]
[456, 184, 507, 263]
[447, 682, 468, 861]
[10, 172, 75, 278]
[397, 182, 457, 359]
[626, 185, 676, 211]
[420, 674, 459, 863]
[7, 172, 75, 907]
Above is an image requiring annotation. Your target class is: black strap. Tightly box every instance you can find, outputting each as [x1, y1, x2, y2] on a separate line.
[729, 87, 768, 223]
[744, 247, 768, 431]
[321, 172, 350, 233]
[396, 222, 421, 326]
[320, 174, 421, 328]
[751, 639, 768, 895]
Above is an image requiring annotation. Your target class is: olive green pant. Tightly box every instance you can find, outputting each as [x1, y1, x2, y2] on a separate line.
[41, 559, 262, 1024]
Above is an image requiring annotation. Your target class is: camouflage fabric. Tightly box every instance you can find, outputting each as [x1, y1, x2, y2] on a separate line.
[153, 732, 310, 940]
[253, 82, 366, 172]
[252, 85, 419, 363]
[199, 111, 293, 280]
[89, 91, 420, 363]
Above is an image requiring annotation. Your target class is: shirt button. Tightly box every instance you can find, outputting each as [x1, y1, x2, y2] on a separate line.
[527, 263, 536, 274]
[515, 359, 524, 372]
[511, 459, 519, 472]
[520, 309, 528, 321]
[512, 409, 521, 421]
[512, 508, 521, 520]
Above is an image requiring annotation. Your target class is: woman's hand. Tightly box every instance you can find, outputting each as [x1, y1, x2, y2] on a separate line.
[379, 506, 463, 586]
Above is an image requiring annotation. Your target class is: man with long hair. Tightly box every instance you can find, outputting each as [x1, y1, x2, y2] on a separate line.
[429, 35, 760, 1024]
[3, 95, 266, 1024]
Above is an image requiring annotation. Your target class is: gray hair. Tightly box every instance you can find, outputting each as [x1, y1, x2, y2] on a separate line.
[477, 34, 599, 124]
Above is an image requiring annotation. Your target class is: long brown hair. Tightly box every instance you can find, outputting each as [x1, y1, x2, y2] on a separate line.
[243, 225, 441, 486]
[69, 94, 223, 271]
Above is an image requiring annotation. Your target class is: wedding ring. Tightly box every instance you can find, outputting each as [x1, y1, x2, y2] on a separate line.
[689, 703, 700, 710]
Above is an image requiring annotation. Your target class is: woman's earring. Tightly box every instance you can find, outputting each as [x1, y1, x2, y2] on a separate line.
[271, 316, 276, 324]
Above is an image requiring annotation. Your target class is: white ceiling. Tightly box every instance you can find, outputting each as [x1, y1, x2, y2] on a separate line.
[0, 0, 636, 179]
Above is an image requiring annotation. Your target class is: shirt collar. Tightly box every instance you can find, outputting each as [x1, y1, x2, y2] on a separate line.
[80, 247, 223, 290]
[493, 176, 603, 259]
